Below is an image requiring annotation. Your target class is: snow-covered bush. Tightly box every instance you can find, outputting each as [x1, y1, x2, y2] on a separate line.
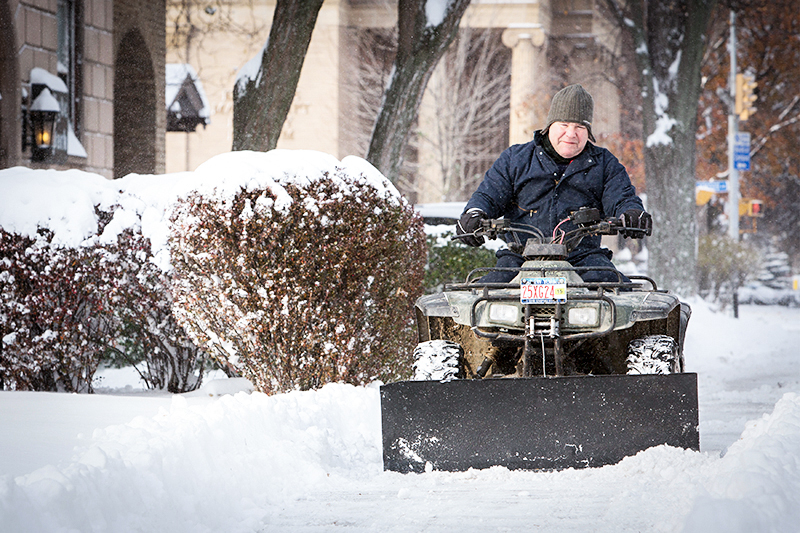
[170, 170, 426, 394]
[97, 227, 209, 392]
[737, 283, 800, 307]
[0, 229, 111, 391]
[0, 222, 209, 393]
[755, 240, 793, 290]
[737, 238, 800, 307]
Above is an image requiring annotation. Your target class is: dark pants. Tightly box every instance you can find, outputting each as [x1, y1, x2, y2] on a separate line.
[480, 248, 629, 284]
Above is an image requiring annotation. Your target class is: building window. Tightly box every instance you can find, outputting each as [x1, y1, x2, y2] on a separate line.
[57, 0, 82, 137]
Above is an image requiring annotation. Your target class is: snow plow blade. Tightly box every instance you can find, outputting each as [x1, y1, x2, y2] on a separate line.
[381, 373, 698, 473]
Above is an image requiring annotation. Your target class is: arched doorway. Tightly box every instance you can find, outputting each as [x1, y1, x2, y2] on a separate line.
[0, 1, 20, 169]
[114, 29, 156, 179]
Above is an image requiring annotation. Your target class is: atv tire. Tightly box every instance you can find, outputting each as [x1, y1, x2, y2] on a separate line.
[626, 335, 683, 375]
[412, 340, 465, 381]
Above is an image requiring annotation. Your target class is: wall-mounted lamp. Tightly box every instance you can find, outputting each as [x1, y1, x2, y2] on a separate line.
[29, 88, 60, 161]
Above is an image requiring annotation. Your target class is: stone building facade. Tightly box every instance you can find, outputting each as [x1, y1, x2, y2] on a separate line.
[0, 0, 165, 178]
[166, 0, 625, 203]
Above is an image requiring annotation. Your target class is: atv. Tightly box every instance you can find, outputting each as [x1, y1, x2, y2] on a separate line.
[381, 207, 699, 473]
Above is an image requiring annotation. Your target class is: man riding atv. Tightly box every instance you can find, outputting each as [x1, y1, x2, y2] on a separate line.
[380, 85, 698, 473]
[456, 83, 651, 284]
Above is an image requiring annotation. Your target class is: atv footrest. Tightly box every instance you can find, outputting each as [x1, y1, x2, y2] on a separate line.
[381, 374, 699, 473]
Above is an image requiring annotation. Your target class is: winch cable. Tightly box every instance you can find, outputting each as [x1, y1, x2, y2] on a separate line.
[540, 333, 547, 377]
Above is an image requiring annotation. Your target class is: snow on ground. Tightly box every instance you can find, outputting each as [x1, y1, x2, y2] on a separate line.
[1, 301, 799, 533]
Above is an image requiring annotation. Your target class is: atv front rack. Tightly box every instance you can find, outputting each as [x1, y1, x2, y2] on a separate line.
[468, 288, 617, 376]
[446, 265, 658, 292]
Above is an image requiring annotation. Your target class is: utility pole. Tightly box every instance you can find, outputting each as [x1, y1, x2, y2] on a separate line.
[727, 10, 740, 241]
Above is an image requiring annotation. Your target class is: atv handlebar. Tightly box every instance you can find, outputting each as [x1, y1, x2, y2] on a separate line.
[452, 207, 650, 251]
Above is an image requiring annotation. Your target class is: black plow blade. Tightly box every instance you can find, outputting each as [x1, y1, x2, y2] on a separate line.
[381, 374, 699, 473]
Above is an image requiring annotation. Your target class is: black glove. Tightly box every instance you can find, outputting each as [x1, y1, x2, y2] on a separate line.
[620, 209, 652, 236]
[456, 209, 487, 247]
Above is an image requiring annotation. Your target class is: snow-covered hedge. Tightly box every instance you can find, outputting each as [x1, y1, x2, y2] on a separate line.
[0, 228, 110, 391]
[0, 151, 424, 394]
[97, 227, 209, 392]
[0, 223, 209, 392]
[170, 163, 426, 394]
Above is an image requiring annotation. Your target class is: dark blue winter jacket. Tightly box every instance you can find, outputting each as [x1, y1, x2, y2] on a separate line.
[464, 131, 643, 262]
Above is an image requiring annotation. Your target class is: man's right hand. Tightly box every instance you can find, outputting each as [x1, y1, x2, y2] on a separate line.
[456, 209, 487, 247]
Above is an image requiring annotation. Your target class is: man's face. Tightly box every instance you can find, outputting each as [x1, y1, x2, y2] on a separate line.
[548, 122, 589, 159]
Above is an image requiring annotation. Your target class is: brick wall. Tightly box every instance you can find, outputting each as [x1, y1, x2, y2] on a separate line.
[0, 0, 165, 178]
[82, 0, 114, 176]
[0, 1, 21, 168]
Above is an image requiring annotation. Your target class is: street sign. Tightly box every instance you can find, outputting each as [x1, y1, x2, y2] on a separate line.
[734, 132, 751, 171]
[696, 180, 728, 193]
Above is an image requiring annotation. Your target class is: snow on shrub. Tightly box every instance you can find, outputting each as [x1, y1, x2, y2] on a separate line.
[0, 222, 209, 393]
[170, 166, 426, 394]
[0, 151, 420, 393]
[0, 166, 210, 393]
[96, 226, 209, 392]
[0, 228, 111, 391]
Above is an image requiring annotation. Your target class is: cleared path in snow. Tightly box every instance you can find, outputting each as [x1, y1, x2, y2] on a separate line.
[260, 302, 800, 533]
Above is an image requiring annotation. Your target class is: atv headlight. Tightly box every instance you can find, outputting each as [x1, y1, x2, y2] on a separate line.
[567, 305, 599, 326]
[488, 303, 520, 325]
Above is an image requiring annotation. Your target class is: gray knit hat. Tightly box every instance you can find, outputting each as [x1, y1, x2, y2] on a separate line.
[544, 84, 595, 142]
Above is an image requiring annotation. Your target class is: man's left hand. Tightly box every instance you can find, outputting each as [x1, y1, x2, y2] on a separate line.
[620, 209, 652, 236]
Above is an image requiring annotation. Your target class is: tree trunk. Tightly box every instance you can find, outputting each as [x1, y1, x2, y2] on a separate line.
[367, 0, 471, 183]
[606, 0, 717, 295]
[232, 0, 323, 152]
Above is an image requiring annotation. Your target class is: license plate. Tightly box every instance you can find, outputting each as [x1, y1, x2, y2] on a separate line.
[520, 277, 567, 304]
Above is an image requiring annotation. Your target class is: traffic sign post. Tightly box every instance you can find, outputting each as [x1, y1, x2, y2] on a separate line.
[727, 11, 740, 241]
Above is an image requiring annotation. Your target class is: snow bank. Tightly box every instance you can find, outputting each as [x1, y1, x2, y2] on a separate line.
[3, 381, 800, 533]
[683, 393, 800, 533]
[0, 383, 382, 533]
